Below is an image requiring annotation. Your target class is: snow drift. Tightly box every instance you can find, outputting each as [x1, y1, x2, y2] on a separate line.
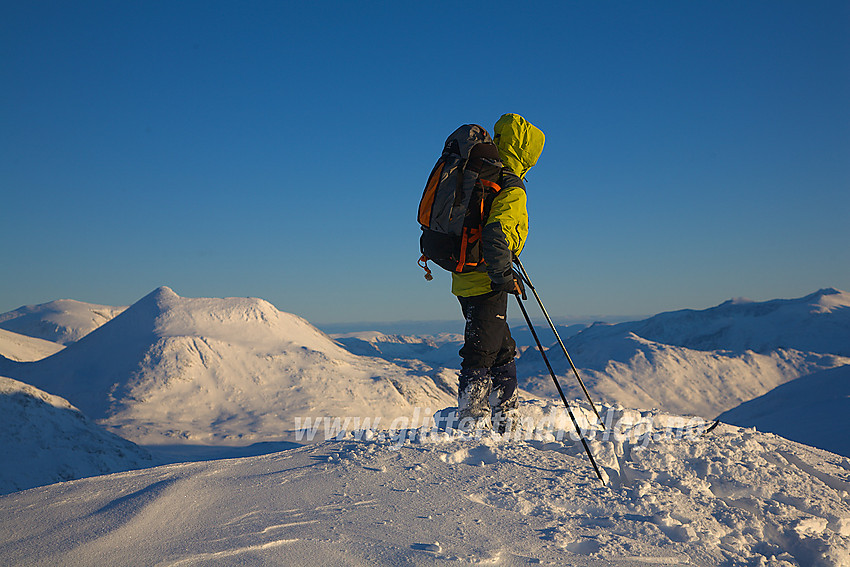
[0, 376, 151, 495]
[0, 287, 455, 445]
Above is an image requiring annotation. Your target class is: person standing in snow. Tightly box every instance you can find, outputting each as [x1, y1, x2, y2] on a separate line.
[454, 113, 545, 433]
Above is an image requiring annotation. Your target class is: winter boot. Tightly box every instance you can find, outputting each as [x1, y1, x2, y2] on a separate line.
[457, 367, 492, 432]
[489, 360, 519, 434]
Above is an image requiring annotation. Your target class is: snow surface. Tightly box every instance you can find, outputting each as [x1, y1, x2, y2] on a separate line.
[0, 298, 126, 344]
[0, 376, 151, 495]
[1, 400, 849, 566]
[0, 327, 63, 362]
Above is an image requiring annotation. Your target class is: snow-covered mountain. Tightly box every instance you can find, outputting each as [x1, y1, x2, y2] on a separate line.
[0, 298, 126, 345]
[4, 286, 846, 444]
[332, 290, 850, 421]
[0, 376, 151, 495]
[718, 364, 850, 458]
[0, 328, 63, 362]
[0, 287, 455, 445]
[570, 287, 850, 356]
[1, 401, 848, 566]
[519, 332, 848, 419]
[517, 288, 850, 418]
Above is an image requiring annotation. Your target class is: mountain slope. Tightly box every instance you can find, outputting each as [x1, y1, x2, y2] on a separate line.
[0, 287, 455, 445]
[518, 332, 848, 418]
[0, 376, 151, 495]
[0, 328, 63, 362]
[0, 298, 127, 345]
[718, 364, 850, 457]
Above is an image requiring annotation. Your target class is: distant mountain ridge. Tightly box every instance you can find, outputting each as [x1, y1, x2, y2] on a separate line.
[330, 289, 850, 419]
[2, 286, 847, 443]
[570, 288, 850, 356]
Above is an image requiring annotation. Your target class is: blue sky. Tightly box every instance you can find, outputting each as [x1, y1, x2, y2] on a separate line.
[2, 1, 848, 326]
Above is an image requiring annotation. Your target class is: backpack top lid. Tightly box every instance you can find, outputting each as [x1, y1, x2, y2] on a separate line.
[443, 124, 500, 161]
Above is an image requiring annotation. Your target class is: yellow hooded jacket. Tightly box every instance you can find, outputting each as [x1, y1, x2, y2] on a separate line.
[451, 114, 545, 297]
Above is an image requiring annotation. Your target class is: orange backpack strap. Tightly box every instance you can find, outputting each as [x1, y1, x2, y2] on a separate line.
[479, 178, 501, 193]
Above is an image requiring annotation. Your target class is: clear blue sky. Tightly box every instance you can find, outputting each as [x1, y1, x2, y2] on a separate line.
[3, 1, 848, 326]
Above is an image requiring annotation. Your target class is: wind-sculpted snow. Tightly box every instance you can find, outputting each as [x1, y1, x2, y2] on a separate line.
[0, 287, 456, 445]
[1, 400, 848, 566]
[0, 376, 151, 495]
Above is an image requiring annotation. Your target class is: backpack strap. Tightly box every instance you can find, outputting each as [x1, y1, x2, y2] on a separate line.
[499, 169, 525, 192]
[480, 178, 501, 193]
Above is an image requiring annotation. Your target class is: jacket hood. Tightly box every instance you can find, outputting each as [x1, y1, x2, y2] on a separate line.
[493, 113, 545, 178]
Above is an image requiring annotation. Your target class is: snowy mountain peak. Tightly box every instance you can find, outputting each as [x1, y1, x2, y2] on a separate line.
[0, 298, 127, 345]
[815, 287, 842, 295]
[70, 286, 344, 357]
[141, 285, 180, 306]
[808, 287, 850, 313]
[719, 296, 754, 307]
[710, 287, 848, 318]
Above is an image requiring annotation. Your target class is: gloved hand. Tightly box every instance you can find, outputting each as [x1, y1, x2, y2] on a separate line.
[490, 271, 525, 298]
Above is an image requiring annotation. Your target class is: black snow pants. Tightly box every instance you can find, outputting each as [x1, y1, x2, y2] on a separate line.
[457, 290, 519, 412]
[457, 290, 516, 371]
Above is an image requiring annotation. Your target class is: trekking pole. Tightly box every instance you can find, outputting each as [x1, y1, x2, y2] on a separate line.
[512, 256, 602, 424]
[513, 293, 604, 484]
